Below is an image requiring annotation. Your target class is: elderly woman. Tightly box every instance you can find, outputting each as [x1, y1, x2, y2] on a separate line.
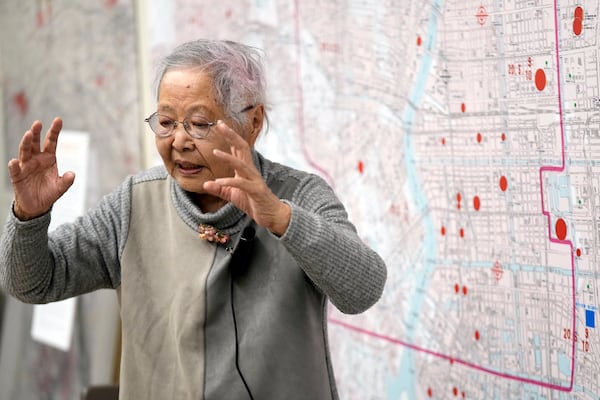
[0, 39, 386, 399]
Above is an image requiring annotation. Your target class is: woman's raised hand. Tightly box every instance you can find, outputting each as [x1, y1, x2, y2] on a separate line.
[8, 117, 75, 220]
[203, 120, 291, 236]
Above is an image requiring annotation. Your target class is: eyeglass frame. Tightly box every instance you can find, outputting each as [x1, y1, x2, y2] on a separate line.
[144, 104, 256, 139]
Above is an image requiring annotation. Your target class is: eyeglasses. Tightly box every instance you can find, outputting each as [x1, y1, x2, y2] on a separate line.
[145, 113, 216, 139]
[145, 105, 256, 140]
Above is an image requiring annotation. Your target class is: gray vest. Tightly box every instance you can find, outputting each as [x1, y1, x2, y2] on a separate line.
[118, 177, 337, 399]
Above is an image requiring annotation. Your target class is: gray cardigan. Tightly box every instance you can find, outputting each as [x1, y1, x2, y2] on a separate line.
[0, 151, 387, 399]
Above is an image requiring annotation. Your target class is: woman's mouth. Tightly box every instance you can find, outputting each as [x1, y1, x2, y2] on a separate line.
[176, 161, 203, 175]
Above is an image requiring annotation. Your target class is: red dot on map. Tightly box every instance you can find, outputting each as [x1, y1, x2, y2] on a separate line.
[499, 176, 508, 191]
[456, 193, 462, 202]
[461, 103, 466, 113]
[459, 228, 465, 238]
[462, 286, 468, 295]
[417, 36, 423, 46]
[555, 218, 567, 240]
[574, 6, 584, 19]
[475, 330, 480, 340]
[441, 226, 446, 236]
[427, 388, 433, 397]
[442, 137, 446, 145]
[36, 11, 45, 26]
[576, 248, 582, 257]
[462, 392, 466, 398]
[453, 387, 458, 396]
[573, 18, 583, 36]
[473, 196, 481, 211]
[501, 132, 506, 141]
[13, 91, 28, 116]
[535, 69, 547, 91]
[358, 161, 364, 174]
[454, 283, 460, 293]
[476, 132, 482, 143]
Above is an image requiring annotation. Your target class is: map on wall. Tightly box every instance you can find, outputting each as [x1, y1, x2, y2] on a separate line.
[157, 0, 596, 398]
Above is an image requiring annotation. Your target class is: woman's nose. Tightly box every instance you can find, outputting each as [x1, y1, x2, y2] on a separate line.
[171, 123, 194, 149]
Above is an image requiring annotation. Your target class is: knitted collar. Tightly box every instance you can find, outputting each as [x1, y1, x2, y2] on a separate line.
[169, 150, 263, 237]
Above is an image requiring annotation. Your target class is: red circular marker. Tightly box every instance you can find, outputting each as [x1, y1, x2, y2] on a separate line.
[462, 286, 468, 296]
[499, 176, 508, 191]
[357, 161, 364, 174]
[573, 18, 583, 36]
[442, 137, 446, 145]
[13, 91, 29, 115]
[427, 388, 433, 397]
[574, 5, 584, 30]
[555, 218, 567, 240]
[476, 132, 482, 143]
[417, 35, 423, 46]
[473, 196, 481, 211]
[459, 228, 465, 238]
[576, 248, 582, 257]
[461, 103, 466, 113]
[475, 330, 480, 340]
[501, 132, 506, 141]
[454, 283, 460, 293]
[453, 387, 459, 396]
[535, 69, 546, 91]
[441, 226, 446, 236]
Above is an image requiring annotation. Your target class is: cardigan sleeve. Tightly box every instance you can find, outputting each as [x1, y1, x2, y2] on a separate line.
[279, 173, 387, 314]
[0, 178, 132, 304]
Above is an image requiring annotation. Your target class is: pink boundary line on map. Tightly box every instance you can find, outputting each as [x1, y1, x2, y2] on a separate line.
[329, 0, 575, 392]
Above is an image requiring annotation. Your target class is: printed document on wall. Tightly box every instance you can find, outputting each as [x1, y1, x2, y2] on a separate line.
[31, 130, 90, 351]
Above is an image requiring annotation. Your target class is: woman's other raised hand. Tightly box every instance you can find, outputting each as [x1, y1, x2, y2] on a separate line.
[8, 117, 75, 220]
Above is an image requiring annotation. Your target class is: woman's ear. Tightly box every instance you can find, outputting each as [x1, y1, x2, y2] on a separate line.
[247, 104, 264, 147]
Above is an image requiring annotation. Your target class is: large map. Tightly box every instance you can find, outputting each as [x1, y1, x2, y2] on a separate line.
[145, 0, 600, 398]
[0, 0, 599, 399]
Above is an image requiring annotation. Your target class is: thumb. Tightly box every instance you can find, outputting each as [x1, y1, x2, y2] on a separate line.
[58, 171, 76, 194]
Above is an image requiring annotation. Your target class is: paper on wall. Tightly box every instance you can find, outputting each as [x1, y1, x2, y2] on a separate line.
[31, 130, 89, 351]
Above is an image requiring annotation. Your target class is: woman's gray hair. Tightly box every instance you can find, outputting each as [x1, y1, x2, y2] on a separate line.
[155, 39, 268, 131]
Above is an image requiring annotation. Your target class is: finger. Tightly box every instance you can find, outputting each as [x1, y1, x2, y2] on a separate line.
[212, 173, 266, 196]
[17, 130, 34, 163]
[213, 148, 258, 178]
[7, 159, 22, 182]
[206, 178, 256, 197]
[202, 180, 225, 196]
[203, 178, 257, 202]
[41, 117, 63, 154]
[215, 121, 255, 164]
[29, 120, 43, 154]
[58, 171, 76, 193]
[202, 180, 238, 206]
[215, 120, 250, 150]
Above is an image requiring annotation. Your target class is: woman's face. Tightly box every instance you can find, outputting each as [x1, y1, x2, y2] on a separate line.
[155, 68, 248, 211]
